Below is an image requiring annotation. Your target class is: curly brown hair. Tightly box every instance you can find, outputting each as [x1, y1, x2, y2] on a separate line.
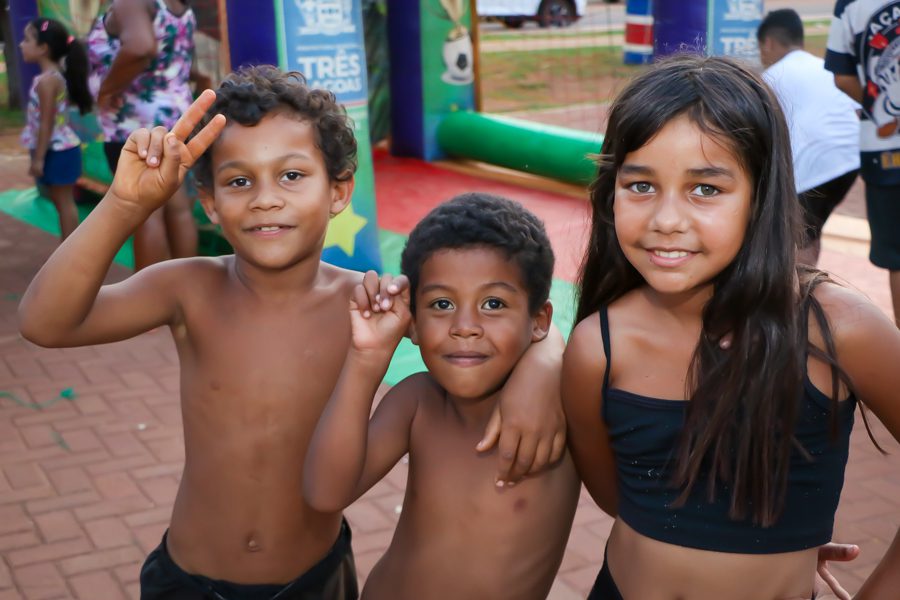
[191, 65, 358, 188]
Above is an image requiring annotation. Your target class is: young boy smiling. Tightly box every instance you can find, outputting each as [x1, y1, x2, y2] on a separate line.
[18, 68, 566, 599]
[304, 193, 580, 599]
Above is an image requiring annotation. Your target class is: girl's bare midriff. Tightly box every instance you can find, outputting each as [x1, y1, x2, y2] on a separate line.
[608, 520, 818, 600]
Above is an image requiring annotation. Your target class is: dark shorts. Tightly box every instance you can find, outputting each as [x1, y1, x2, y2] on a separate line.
[32, 146, 82, 186]
[587, 550, 623, 600]
[139, 520, 358, 600]
[798, 169, 859, 245]
[865, 182, 900, 270]
[104, 141, 127, 175]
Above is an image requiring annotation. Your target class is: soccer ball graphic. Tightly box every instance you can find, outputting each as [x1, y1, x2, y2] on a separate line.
[442, 32, 474, 85]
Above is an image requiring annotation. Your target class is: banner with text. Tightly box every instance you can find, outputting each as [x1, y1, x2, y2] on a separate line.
[276, 0, 382, 272]
[707, 0, 762, 60]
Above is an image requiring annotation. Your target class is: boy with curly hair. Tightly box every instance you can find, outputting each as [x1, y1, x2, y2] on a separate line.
[304, 193, 579, 599]
[19, 67, 565, 599]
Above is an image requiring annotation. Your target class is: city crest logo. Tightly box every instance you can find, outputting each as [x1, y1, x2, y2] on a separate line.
[295, 0, 356, 36]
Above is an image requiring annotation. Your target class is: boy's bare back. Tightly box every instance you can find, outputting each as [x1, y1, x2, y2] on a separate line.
[363, 374, 578, 600]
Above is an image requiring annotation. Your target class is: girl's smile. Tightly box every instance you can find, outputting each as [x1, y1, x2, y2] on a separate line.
[647, 248, 696, 268]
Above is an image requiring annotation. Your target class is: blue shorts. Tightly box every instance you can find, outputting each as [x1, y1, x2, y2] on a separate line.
[32, 146, 82, 186]
[865, 183, 900, 271]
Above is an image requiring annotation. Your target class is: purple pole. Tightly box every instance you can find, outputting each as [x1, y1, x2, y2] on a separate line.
[8, 0, 40, 108]
[653, 0, 707, 58]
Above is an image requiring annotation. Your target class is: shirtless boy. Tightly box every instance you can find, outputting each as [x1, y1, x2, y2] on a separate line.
[304, 193, 580, 599]
[19, 67, 565, 598]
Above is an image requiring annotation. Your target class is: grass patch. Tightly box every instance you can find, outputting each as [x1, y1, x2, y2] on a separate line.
[0, 107, 24, 130]
[805, 34, 828, 59]
[482, 29, 623, 42]
[480, 44, 641, 113]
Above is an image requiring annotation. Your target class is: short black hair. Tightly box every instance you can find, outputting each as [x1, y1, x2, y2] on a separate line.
[401, 193, 554, 314]
[757, 9, 803, 46]
[191, 65, 357, 188]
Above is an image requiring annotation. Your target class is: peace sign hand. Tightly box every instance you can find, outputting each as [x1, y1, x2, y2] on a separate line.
[108, 89, 226, 215]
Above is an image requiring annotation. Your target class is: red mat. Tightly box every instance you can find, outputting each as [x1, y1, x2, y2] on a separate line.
[373, 149, 590, 283]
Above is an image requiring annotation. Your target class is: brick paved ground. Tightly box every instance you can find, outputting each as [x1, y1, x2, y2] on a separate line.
[1, 140, 899, 599]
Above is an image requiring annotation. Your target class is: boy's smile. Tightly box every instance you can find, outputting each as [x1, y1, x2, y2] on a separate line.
[412, 247, 550, 402]
[200, 112, 352, 271]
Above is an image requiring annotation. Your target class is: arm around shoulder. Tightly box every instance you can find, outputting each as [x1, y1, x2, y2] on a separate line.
[562, 314, 618, 516]
[489, 316, 567, 482]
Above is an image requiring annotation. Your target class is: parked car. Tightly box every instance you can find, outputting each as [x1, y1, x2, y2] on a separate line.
[477, 0, 587, 28]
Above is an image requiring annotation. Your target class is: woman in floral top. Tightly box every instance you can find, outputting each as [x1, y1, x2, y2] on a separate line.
[87, 0, 204, 269]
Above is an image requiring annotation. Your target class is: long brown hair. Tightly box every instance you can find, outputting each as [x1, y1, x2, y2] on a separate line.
[575, 55, 870, 526]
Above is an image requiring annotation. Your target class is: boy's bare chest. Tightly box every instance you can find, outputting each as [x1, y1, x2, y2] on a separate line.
[408, 421, 527, 513]
[176, 298, 352, 412]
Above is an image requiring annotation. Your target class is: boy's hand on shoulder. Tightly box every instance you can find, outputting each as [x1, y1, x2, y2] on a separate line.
[108, 90, 225, 215]
[349, 271, 411, 358]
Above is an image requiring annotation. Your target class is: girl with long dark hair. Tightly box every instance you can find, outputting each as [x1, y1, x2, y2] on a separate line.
[19, 18, 92, 240]
[563, 55, 900, 599]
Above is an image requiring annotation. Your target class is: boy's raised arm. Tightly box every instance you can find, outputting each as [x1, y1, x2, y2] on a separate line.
[18, 91, 225, 347]
[304, 273, 418, 513]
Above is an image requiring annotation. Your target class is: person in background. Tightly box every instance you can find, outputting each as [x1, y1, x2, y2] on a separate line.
[19, 18, 93, 241]
[826, 0, 900, 327]
[87, 0, 206, 270]
[758, 8, 860, 266]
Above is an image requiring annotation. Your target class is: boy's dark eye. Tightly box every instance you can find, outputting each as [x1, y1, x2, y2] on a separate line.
[482, 298, 505, 310]
[282, 171, 303, 182]
[430, 299, 453, 310]
[228, 177, 250, 188]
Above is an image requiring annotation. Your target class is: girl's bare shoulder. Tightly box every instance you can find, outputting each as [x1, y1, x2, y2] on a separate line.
[35, 72, 63, 94]
[809, 279, 898, 358]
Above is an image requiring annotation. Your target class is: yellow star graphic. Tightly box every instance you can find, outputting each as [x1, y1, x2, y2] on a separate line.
[324, 203, 368, 256]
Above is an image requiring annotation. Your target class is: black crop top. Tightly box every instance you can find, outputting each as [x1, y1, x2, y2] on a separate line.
[599, 307, 855, 554]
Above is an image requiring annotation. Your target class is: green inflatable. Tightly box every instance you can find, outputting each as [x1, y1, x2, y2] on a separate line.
[437, 111, 603, 186]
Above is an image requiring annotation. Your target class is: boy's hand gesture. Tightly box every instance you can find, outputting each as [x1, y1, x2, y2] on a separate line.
[349, 272, 411, 357]
[109, 89, 226, 215]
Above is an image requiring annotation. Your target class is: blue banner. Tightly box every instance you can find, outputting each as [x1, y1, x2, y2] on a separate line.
[275, 0, 382, 272]
[277, 0, 368, 106]
[707, 0, 762, 59]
